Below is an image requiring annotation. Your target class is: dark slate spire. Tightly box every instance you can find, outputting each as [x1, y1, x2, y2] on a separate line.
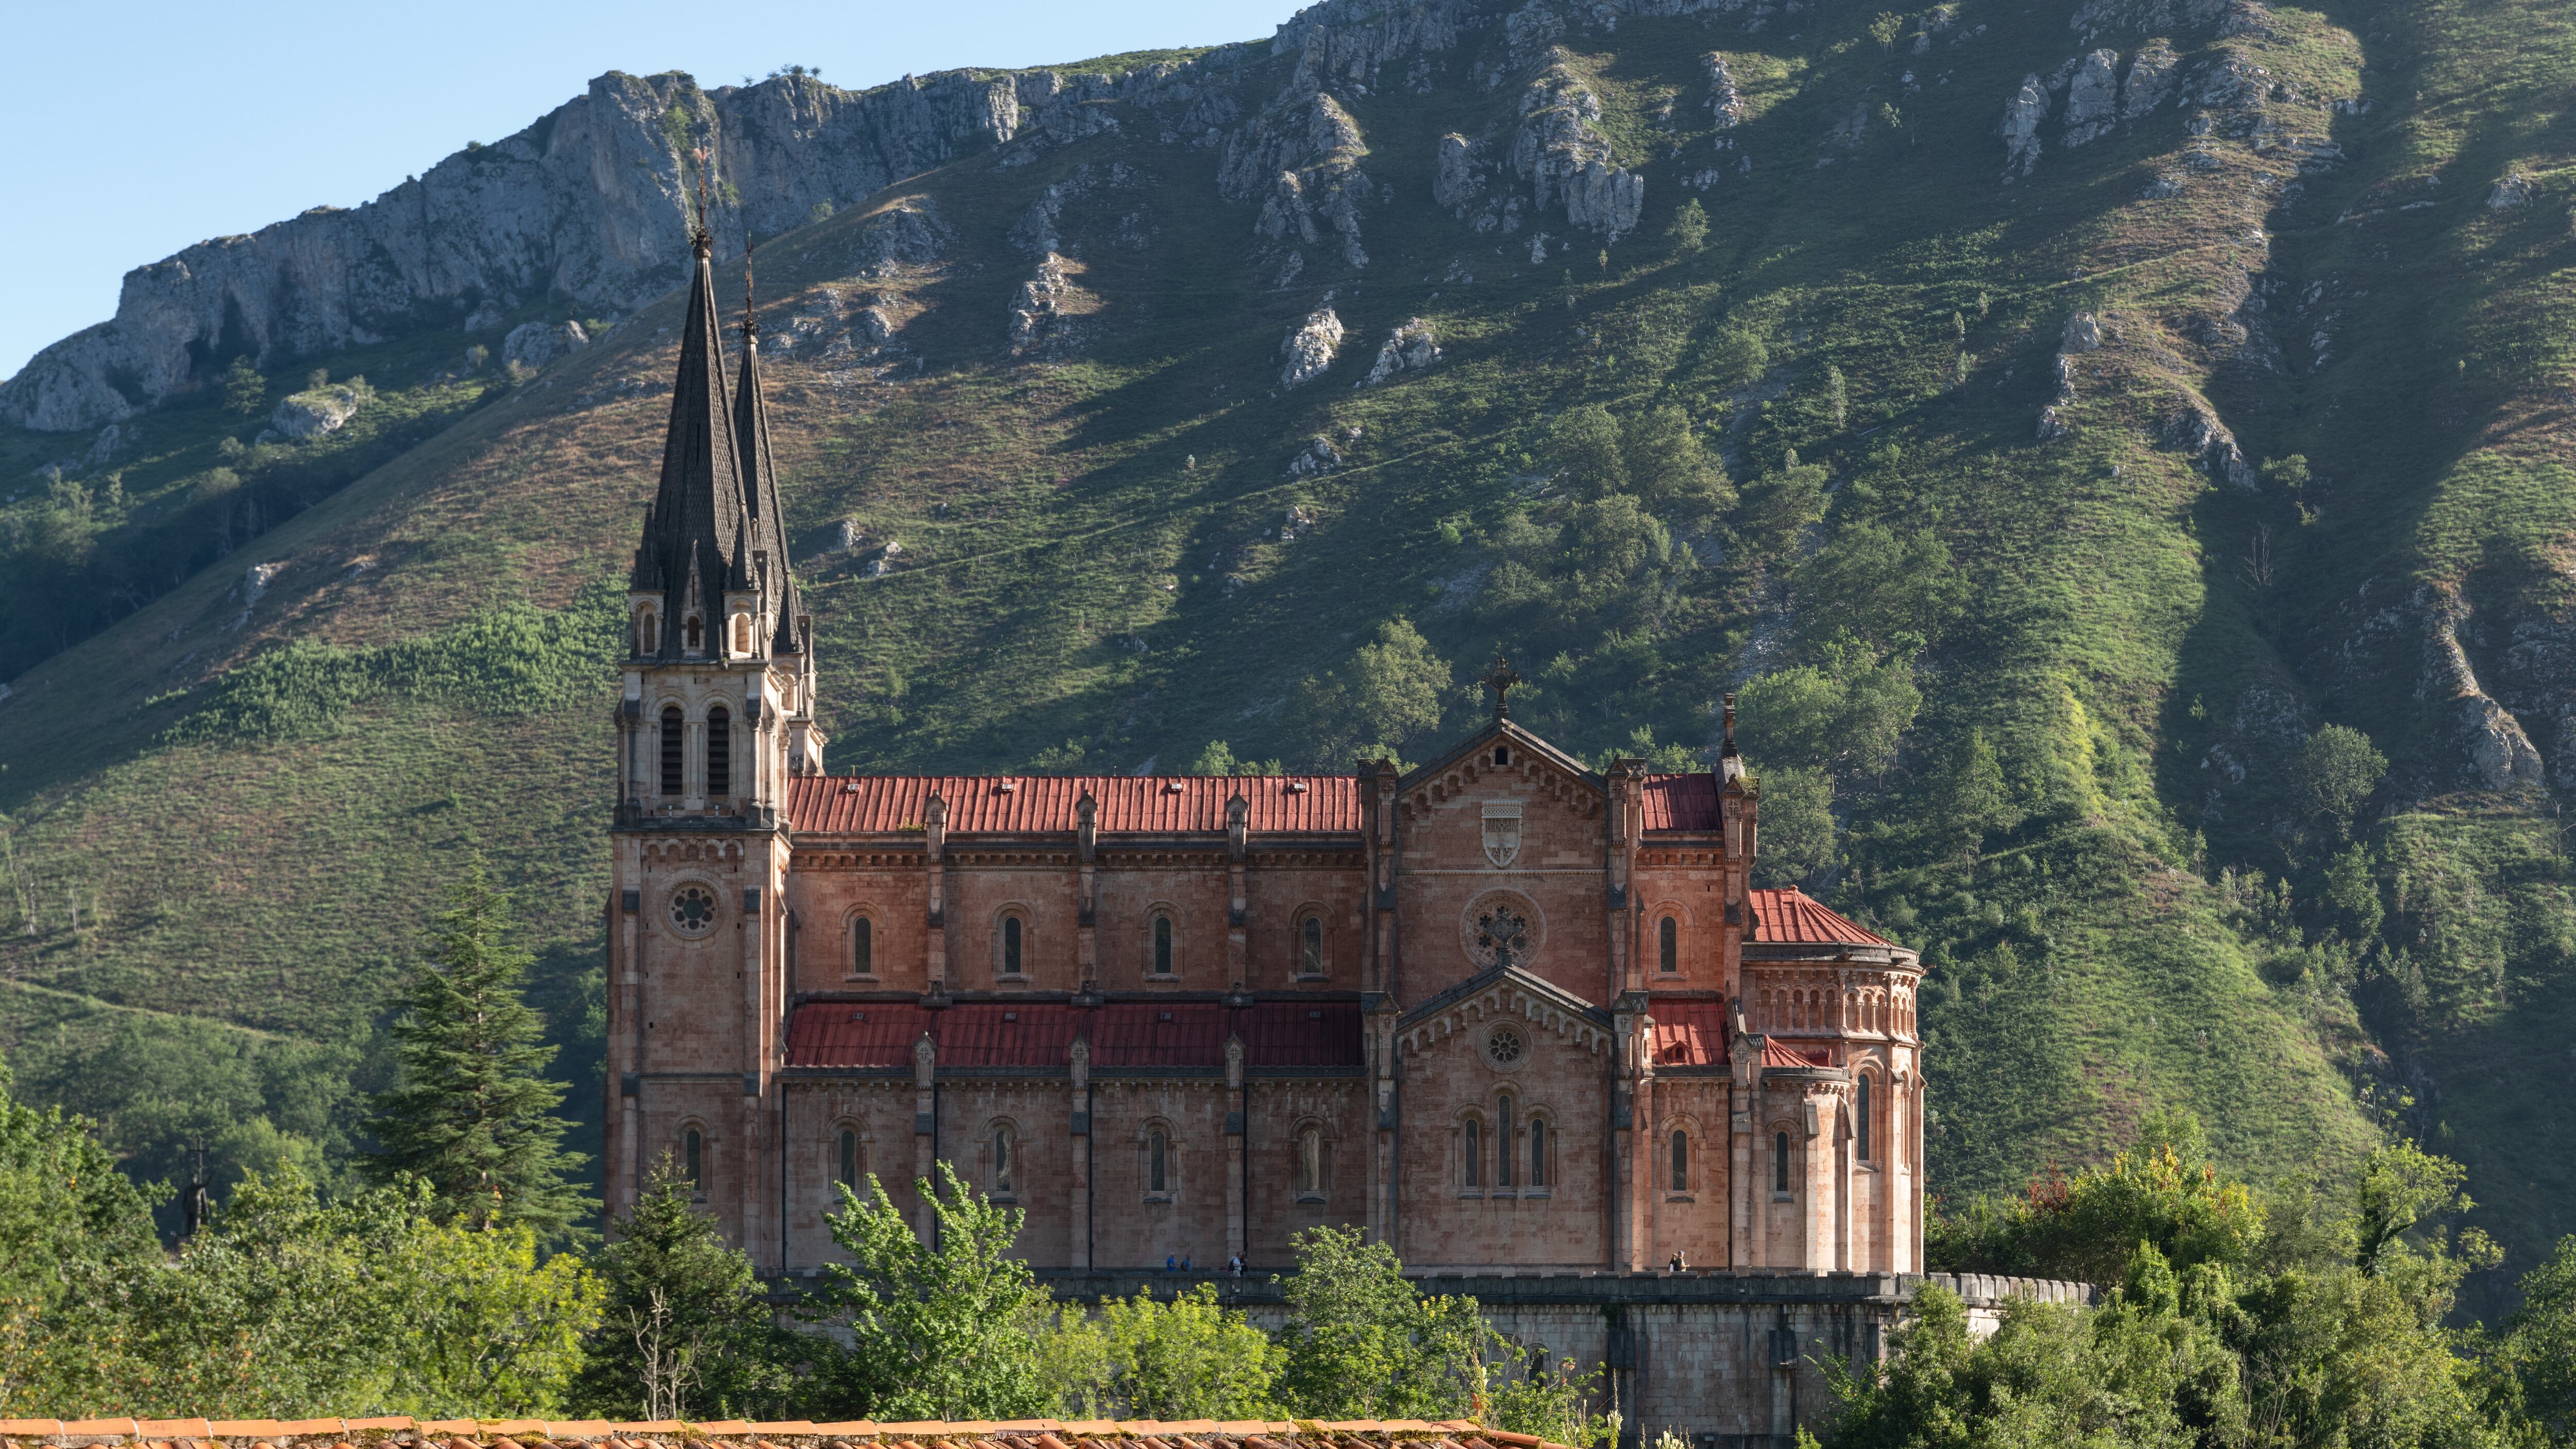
[630, 225, 749, 656]
[732, 248, 801, 651]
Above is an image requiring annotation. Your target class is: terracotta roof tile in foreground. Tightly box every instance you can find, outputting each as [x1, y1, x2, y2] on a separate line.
[0, 1417, 1555, 1449]
[1744, 887, 1890, 946]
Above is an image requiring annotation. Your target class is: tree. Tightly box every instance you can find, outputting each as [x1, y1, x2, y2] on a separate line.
[361, 861, 585, 1236]
[1751, 764, 1835, 887]
[1823, 364, 1849, 429]
[0, 1050, 163, 1409]
[1302, 619, 1453, 767]
[1545, 405, 1630, 498]
[1621, 404, 1733, 518]
[810, 1161, 1054, 1420]
[221, 356, 266, 417]
[1869, 11, 1906, 50]
[1737, 640, 1921, 780]
[1920, 727, 2018, 856]
[2294, 725, 2386, 834]
[1736, 458, 1829, 554]
[1275, 1224, 1498, 1420]
[1188, 741, 1283, 776]
[1668, 198, 1708, 252]
[1706, 327, 1770, 390]
[1042, 1283, 1283, 1419]
[1791, 524, 1969, 653]
[578, 1156, 796, 1418]
[2499, 1235, 2576, 1444]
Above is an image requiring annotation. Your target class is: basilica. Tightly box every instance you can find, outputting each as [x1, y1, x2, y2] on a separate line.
[603, 230, 1927, 1282]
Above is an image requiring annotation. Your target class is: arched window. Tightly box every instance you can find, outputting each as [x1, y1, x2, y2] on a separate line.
[1464, 1117, 1482, 1188]
[853, 917, 874, 976]
[1001, 915, 1024, 976]
[1300, 915, 1324, 977]
[1658, 916, 1678, 974]
[1297, 1126, 1323, 1198]
[635, 606, 658, 656]
[1857, 1075, 1873, 1162]
[837, 1128, 859, 1188]
[660, 706, 684, 796]
[732, 612, 752, 655]
[685, 613, 703, 652]
[992, 1124, 1015, 1196]
[684, 1127, 705, 1189]
[1497, 1094, 1516, 1187]
[1151, 914, 1174, 976]
[1671, 1128, 1689, 1191]
[1148, 1128, 1169, 1194]
[1774, 1131, 1791, 1195]
[706, 706, 732, 797]
[1529, 1118, 1547, 1187]
[1493, 746, 1510, 766]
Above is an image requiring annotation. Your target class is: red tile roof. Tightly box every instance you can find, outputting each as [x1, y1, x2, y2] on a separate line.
[1649, 1000, 1731, 1067]
[1762, 1037, 1839, 1069]
[786, 775, 1359, 834]
[0, 1418, 1551, 1449]
[1638, 773, 1722, 830]
[1745, 888, 1889, 945]
[786, 1000, 1365, 1069]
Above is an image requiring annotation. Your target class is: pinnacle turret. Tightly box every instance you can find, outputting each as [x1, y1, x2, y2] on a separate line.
[732, 249, 801, 652]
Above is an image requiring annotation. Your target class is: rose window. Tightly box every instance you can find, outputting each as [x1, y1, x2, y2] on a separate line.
[1486, 1025, 1526, 1067]
[670, 885, 718, 935]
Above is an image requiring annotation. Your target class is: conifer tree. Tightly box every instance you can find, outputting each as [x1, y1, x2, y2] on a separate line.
[362, 860, 584, 1236]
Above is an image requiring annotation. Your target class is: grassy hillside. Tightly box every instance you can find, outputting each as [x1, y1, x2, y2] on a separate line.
[1, 0, 2570, 1310]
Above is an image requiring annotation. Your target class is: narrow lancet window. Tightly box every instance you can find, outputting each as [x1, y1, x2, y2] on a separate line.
[1671, 1129, 1689, 1191]
[705, 706, 731, 796]
[660, 706, 684, 796]
[1774, 1131, 1792, 1195]
[1153, 914, 1173, 976]
[853, 917, 873, 975]
[1301, 915, 1324, 976]
[1465, 1118, 1482, 1188]
[1659, 916, 1678, 973]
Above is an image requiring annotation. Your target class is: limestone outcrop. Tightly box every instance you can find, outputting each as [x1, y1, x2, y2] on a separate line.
[1, 69, 1027, 431]
[1363, 318, 1440, 384]
[1278, 306, 1345, 388]
[503, 319, 589, 371]
[2060, 50, 2123, 145]
[1513, 66, 1644, 237]
[269, 384, 364, 440]
[2001, 75, 2048, 179]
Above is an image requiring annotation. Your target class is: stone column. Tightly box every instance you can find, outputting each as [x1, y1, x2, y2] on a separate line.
[1225, 1035, 1247, 1259]
[912, 1033, 938, 1240]
[1071, 1036, 1093, 1271]
[925, 795, 948, 988]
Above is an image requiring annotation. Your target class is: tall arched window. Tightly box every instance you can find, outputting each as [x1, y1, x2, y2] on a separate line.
[1671, 1128, 1689, 1191]
[1857, 1076, 1873, 1162]
[684, 1127, 705, 1189]
[1496, 1094, 1516, 1188]
[1148, 1128, 1169, 1194]
[853, 917, 874, 976]
[635, 606, 658, 656]
[1300, 915, 1324, 976]
[1002, 915, 1024, 976]
[1297, 1126, 1323, 1198]
[1151, 914, 1174, 976]
[732, 613, 752, 655]
[685, 613, 703, 652]
[838, 1127, 858, 1188]
[705, 706, 732, 796]
[1529, 1118, 1547, 1187]
[1464, 1118, 1482, 1188]
[1658, 916, 1678, 974]
[660, 706, 684, 796]
[1773, 1131, 1791, 1195]
[992, 1125, 1015, 1196]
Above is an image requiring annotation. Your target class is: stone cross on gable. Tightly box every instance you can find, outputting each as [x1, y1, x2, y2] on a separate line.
[1483, 655, 1523, 721]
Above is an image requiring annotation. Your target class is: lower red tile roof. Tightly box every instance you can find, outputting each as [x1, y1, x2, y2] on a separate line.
[1638, 772, 1722, 830]
[1761, 1037, 1839, 1069]
[1745, 888, 1890, 945]
[786, 1000, 1365, 1069]
[786, 775, 1358, 834]
[1649, 1000, 1731, 1067]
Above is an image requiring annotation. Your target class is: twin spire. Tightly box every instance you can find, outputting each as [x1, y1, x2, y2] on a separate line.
[629, 226, 797, 658]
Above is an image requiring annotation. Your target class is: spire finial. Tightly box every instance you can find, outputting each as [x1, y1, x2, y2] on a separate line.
[1721, 693, 1738, 755]
[742, 241, 759, 342]
[1483, 654, 1522, 721]
[689, 146, 714, 257]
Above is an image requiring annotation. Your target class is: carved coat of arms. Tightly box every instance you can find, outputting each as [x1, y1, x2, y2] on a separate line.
[1481, 802, 1522, 868]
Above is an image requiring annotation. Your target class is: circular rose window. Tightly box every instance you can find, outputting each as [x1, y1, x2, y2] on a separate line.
[1486, 1024, 1526, 1067]
[670, 885, 719, 935]
[1459, 890, 1545, 970]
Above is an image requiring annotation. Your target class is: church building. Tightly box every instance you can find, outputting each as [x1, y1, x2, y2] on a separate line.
[603, 230, 1927, 1282]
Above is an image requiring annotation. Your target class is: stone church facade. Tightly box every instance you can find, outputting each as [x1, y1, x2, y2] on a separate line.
[603, 233, 1927, 1288]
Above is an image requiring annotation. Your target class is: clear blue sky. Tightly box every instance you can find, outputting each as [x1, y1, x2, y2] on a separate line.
[3, 0, 1303, 385]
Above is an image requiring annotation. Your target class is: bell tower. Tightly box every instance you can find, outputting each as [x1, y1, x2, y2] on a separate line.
[604, 219, 813, 1265]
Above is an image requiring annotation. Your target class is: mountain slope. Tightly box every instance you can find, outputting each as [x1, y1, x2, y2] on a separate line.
[1, 0, 2570, 1309]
